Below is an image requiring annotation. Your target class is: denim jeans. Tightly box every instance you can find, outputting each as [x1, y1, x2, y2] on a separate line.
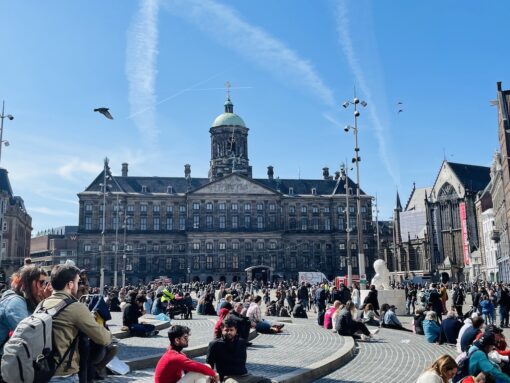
[500, 306, 509, 326]
[49, 375, 79, 383]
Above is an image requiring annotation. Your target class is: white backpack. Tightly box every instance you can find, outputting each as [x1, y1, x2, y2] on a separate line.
[1, 297, 76, 383]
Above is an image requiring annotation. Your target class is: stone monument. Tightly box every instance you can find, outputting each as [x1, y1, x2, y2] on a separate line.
[359, 259, 407, 316]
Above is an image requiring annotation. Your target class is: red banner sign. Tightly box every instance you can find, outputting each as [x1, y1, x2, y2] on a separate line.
[459, 202, 469, 265]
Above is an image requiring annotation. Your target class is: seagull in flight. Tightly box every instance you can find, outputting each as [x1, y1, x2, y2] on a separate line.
[94, 107, 113, 120]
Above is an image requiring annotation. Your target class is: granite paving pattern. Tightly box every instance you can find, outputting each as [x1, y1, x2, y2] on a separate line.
[316, 327, 457, 383]
[115, 315, 216, 360]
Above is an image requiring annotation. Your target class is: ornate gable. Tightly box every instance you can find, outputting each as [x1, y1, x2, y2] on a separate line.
[191, 173, 277, 195]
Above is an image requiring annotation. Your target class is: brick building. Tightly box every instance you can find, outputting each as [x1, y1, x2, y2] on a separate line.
[0, 168, 32, 280]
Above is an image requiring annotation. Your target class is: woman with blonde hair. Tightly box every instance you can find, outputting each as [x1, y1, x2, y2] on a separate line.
[416, 354, 458, 383]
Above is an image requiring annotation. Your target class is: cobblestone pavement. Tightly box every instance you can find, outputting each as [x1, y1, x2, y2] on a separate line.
[114, 315, 216, 360]
[100, 291, 474, 382]
[316, 328, 457, 383]
[104, 317, 345, 382]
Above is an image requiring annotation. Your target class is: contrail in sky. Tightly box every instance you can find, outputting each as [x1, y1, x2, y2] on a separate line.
[163, 0, 336, 107]
[126, 0, 160, 147]
[335, 0, 400, 185]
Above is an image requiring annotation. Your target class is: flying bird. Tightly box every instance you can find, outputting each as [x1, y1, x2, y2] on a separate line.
[397, 101, 403, 114]
[94, 107, 113, 120]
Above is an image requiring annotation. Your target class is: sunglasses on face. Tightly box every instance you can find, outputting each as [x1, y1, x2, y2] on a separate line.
[39, 280, 49, 287]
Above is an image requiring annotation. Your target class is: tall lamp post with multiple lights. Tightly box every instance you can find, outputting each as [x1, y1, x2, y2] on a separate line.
[98, 157, 112, 295]
[343, 96, 367, 289]
[0, 101, 13, 271]
[340, 163, 353, 287]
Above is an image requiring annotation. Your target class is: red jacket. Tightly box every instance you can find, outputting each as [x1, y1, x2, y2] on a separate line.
[214, 308, 231, 338]
[155, 349, 216, 383]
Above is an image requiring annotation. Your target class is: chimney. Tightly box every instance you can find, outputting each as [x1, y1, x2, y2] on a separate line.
[121, 163, 128, 177]
[497, 81, 502, 91]
[184, 164, 191, 178]
[322, 167, 330, 180]
[267, 166, 274, 180]
[334, 171, 340, 180]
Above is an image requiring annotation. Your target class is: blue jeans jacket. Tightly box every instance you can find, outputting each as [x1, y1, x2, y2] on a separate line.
[0, 290, 29, 353]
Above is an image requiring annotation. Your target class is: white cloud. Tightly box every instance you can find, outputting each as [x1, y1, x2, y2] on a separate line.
[335, 0, 400, 185]
[57, 158, 102, 181]
[126, 0, 160, 147]
[29, 206, 77, 218]
[163, 0, 336, 107]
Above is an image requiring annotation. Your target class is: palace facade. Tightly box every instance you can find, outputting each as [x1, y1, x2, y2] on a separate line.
[76, 98, 375, 286]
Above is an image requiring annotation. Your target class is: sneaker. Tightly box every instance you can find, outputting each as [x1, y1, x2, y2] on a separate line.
[370, 328, 380, 336]
[360, 334, 371, 341]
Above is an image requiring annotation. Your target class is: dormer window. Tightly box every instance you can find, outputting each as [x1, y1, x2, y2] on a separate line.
[167, 186, 173, 194]
[141, 185, 147, 193]
[289, 187, 294, 196]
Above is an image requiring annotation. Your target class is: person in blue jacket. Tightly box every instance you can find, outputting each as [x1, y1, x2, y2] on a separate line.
[0, 266, 51, 354]
[468, 332, 510, 382]
[423, 311, 441, 343]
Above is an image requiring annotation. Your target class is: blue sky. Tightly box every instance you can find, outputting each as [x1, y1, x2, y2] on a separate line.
[1, 0, 509, 233]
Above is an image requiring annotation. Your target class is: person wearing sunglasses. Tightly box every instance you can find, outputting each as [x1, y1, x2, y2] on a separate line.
[0, 265, 52, 354]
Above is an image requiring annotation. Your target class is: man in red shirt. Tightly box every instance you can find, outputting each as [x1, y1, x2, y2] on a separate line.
[155, 325, 219, 383]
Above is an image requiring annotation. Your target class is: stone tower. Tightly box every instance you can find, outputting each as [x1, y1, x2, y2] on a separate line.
[209, 98, 252, 180]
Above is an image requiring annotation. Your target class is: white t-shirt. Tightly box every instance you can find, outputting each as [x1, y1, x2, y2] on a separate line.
[416, 370, 443, 383]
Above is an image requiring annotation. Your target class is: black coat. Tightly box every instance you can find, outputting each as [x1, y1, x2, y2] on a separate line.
[363, 290, 379, 311]
[336, 308, 356, 336]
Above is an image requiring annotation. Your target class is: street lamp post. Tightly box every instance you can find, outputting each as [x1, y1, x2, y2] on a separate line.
[0, 101, 14, 164]
[99, 157, 111, 295]
[340, 163, 352, 287]
[113, 195, 120, 288]
[0, 101, 13, 271]
[374, 194, 381, 259]
[343, 96, 367, 289]
[122, 212, 127, 288]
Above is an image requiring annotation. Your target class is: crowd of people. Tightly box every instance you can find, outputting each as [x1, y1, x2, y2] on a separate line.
[414, 282, 510, 383]
[5, 260, 510, 383]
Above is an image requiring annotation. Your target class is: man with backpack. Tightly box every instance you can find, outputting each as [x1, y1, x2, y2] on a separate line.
[42, 264, 112, 382]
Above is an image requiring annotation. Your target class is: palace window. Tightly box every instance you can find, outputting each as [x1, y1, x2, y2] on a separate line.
[166, 217, 173, 231]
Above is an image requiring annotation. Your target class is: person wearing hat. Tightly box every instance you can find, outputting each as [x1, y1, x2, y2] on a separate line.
[383, 304, 413, 332]
[468, 332, 510, 382]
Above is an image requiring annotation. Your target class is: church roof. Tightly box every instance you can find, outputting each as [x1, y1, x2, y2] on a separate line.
[447, 162, 490, 192]
[405, 187, 431, 212]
